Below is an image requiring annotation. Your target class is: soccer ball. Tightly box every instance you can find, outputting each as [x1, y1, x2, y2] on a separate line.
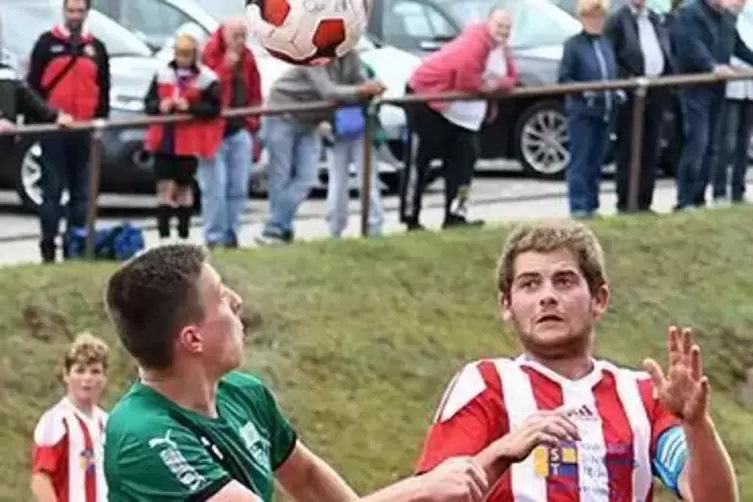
[245, 0, 371, 65]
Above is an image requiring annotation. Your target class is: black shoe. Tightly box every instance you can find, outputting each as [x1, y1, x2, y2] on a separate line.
[404, 217, 426, 232]
[443, 214, 484, 229]
[40, 239, 56, 263]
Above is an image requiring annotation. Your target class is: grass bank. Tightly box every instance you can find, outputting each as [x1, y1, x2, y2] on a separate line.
[2, 208, 753, 501]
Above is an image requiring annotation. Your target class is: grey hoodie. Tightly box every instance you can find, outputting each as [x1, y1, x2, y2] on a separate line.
[268, 51, 365, 126]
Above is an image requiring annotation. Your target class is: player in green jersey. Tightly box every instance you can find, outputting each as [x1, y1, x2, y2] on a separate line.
[102, 244, 522, 502]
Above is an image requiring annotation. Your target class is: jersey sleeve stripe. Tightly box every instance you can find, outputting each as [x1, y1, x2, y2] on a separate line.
[186, 475, 233, 502]
[658, 427, 686, 471]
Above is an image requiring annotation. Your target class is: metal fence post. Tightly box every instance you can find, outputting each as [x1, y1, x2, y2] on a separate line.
[361, 99, 379, 238]
[627, 77, 649, 213]
[84, 120, 105, 259]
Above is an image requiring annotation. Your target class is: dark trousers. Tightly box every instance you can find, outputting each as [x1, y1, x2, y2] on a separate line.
[39, 132, 90, 243]
[676, 88, 724, 209]
[565, 113, 609, 215]
[615, 91, 667, 212]
[399, 94, 478, 224]
[713, 99, 753, 202]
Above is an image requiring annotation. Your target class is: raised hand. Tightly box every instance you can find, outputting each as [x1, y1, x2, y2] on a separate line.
[642, 326, 710, 424]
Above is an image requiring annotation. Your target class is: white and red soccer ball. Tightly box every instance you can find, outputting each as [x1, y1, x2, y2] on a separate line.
[245, 0, 372, 65]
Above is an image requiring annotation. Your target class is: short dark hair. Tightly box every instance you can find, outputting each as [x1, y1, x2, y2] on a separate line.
[64, 0, 91, 10]
[105, 244, 209, 369]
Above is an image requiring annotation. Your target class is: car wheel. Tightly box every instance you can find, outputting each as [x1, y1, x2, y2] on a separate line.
[15, 141, 69, 212]
[514, 100, 570, 179]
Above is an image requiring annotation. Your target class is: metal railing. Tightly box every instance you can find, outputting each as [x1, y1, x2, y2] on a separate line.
[2, 69, 753, 258]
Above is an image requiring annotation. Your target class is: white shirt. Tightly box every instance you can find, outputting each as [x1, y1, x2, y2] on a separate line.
[441, 46, 508, 132]
[634, 7, 665, 77]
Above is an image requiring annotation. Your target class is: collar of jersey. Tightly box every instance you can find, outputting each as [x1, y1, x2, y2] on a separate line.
[516, 355, 605, 390]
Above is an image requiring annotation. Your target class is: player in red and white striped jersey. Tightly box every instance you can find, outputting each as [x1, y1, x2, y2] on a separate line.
[415, 221, 737, 502]
[31, 333, 109, 502]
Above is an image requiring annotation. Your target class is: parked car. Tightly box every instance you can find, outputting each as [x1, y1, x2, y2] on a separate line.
[93, 0, 425, 193]
[0, 0, 157, 210]
[367, 0, 682, 178]
[367, 0, 581, 178]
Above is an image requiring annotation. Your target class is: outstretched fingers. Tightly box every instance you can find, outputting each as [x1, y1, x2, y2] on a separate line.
[690, 344, 704, 381]
[681, 327, 694, 365]
[668, 326, 683, 366]
[642, 357, 667, 390]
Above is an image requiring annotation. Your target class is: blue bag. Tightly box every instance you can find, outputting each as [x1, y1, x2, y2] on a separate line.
[334, 106, 366, 139]
[64, 222, 145, 261]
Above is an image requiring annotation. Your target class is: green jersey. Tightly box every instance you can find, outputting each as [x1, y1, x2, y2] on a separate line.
[104, 372, 297, 502]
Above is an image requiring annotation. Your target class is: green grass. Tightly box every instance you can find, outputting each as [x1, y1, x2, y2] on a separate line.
[3, 208, 753, 501]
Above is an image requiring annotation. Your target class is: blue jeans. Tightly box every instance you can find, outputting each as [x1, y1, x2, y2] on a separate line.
[39, 133, 90, 242]
[676, 89, 724, 208]
[262, 116, 320, 237]
[565, 113, 608, 216]
[713, 99, 753, 202]
[197, 129, 253, 246]
[326, 136, 383, 238]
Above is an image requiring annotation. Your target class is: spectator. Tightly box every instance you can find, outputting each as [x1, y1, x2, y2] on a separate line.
[0, 60, 73, 145]
[256, 54, 384, 246]
[400, 7, 517, 231]
[558, 0, 619, 219]
[713, 0, 753, 205]
[671, 0, 753, 210]
[26, 0, 110, 263]
[607, 0, 674, 214]
[199, 17, 262, 249]
[30, 332, 109, 502]
[143, 31, 223, 243]
[324, 54, 385, 239]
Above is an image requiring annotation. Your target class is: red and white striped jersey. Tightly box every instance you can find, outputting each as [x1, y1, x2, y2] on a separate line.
[32, 398, 108, 502]
[416, 356, 682, 502]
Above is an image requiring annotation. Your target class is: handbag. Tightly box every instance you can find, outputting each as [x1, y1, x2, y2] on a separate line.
[333, 105, 366, 139]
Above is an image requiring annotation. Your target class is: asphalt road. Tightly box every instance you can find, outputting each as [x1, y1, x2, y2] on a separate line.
[0, 173, 569, 242]
[0, 172, 713, 267]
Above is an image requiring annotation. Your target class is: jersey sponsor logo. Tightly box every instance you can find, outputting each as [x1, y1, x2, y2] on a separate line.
[239, 422, 271, 468]
[149, 430, 206, 491]
[533, 441, 579, 478]
[79, 447, 95, 472]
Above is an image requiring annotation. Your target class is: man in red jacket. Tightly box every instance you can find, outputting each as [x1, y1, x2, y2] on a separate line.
[27, 0, 110, 263]
[199, 17, 262, 249]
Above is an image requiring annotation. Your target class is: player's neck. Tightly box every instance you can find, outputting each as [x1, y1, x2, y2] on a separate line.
[140, 367, 220, 419]
[524, 352, 595, 380]
[66, 394, 96, 417]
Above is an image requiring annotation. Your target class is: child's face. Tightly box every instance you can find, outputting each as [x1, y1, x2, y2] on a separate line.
[64, 361, 106, 406]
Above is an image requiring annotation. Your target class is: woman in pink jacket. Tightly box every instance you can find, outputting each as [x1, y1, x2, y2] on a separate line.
[398, 7, 518, 231]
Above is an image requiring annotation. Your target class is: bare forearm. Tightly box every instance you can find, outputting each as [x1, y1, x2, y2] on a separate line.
[285, 455, 358, 502]
[30, 474, 58, 502]
[473, 438, 513, 483]
[683, 416, 737, 502]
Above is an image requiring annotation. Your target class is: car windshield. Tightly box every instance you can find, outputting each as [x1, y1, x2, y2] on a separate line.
[435, 0, 580, 47]
[0, 0, 152, 58]
[191, 0, 243, 23]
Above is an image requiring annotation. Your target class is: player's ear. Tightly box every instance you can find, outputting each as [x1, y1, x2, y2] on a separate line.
[177, 325, 204, 355]
[499, 291, 513, 322]
[590, 281, 610, 321]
